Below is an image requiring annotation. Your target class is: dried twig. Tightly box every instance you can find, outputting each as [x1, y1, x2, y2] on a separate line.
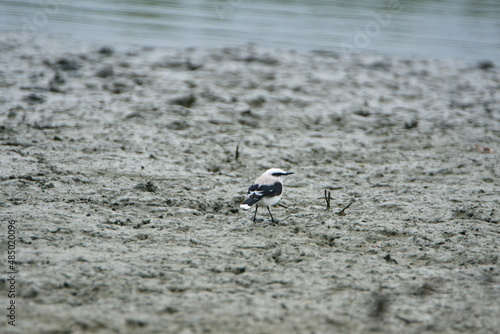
[324, 189, 332, 211]
[235, 145, 240, 161]
[336, 199, 355, 216]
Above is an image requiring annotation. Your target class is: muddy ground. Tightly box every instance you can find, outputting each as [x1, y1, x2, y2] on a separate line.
[0, 37, 499, 334]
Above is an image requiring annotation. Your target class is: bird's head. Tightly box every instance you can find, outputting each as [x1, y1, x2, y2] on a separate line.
[264, 168, 294, 181]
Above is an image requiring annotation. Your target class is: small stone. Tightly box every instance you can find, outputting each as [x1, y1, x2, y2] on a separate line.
[23, 93, 46, 105]
[162, 306, 179, 314]
[352, 109, 371, 117]
[126, 318, 147, 328]
[134, 181, 159, 193]
[98, 46, 114, 56]
[42, 182, 55, 189]
[169, 94, 196, 108]
[52, 57, 81, 71]
[186, 60, 202, 71]
[95, 65, 114, 78]
[383, 254, 398, 264]
[228, 266, 246, 275]
[477, 60, 494, 70]
[104, 81, 129, 94]
[404, 118, 418, 129]
[50, 71, 65, 85]
[238, 118, 260, 128]
[246, 95, 266, 108]
[135, 233, 149, 240]
[21, 286, 39, 299]
[166, 120, 190, 130]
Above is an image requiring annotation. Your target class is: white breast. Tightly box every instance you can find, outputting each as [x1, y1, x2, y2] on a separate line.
[256, 194, 282, 207]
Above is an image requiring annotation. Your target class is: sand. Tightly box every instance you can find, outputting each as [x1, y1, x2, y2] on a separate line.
[1, 37, 499, 334]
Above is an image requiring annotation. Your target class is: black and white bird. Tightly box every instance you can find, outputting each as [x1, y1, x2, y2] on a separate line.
[240, 168, 294, 223]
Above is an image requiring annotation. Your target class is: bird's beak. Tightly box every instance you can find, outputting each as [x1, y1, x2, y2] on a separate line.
[285, 172, 294, 175]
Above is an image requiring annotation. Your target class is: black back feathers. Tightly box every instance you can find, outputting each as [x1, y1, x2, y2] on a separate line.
[247, 182, 283, 199]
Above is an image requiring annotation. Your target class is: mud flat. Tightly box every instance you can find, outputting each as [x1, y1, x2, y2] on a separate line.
[0, 37, 499, 333]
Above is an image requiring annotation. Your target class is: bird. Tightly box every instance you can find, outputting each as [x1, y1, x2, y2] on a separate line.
[240, 168, 294, 223]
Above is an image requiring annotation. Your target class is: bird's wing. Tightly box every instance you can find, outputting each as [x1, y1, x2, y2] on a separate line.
[247, 182, 282, 199]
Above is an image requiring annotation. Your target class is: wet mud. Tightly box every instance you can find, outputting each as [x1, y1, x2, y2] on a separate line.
[1, 37, 499, 333]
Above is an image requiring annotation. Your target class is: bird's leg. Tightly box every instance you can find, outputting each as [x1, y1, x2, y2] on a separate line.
[267, 207, 277, 224]
[253, 206, 258, 222]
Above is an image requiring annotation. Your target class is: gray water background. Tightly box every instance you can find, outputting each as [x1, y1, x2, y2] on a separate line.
[1, 0, 499, 61]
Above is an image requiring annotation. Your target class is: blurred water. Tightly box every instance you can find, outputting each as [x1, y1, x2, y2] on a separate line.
[1, 0, 499, 61]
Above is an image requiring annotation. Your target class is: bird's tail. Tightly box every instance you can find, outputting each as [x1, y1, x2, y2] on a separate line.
[240, 197, 260, 210]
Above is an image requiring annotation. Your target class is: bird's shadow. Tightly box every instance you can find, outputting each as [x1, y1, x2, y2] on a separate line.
[252, 218, 279, 226]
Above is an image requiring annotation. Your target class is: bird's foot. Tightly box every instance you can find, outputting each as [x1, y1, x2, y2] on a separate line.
[269, 219, 279, 225]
